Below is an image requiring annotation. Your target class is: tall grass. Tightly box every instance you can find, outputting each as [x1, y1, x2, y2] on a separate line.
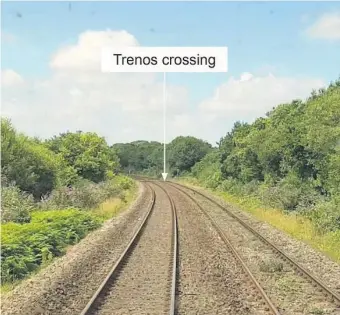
[179, 178, 340, 263]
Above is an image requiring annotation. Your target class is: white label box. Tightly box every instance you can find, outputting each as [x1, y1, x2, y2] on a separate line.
[101, 47, 228, 73]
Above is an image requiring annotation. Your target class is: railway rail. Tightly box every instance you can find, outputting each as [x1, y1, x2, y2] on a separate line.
[160, 181, 281, 315]
[166, 181, 340, 309]
[79, 182, 178, 315]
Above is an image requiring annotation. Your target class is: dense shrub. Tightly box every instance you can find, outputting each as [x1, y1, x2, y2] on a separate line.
[1, 185, 35, 223]
[304, 197, 340, 233]
[1, 209, 102, 283]
[45, 131, 119, 183]
[188, 80, 340, 233]
[1, 119, 78, 199]
[39, 176, 134, 211]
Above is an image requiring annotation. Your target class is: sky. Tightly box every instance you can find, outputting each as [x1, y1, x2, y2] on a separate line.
[1, 1, 340, 145]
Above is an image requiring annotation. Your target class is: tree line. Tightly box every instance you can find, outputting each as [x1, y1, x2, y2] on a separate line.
[115, 78, 340, 233]
[2, 77, 339, 233]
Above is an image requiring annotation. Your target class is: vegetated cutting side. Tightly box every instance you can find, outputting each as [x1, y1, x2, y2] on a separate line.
[117, 79, 340, 262]
[0, 184, 153, 315]
[1, 119, 137, 290]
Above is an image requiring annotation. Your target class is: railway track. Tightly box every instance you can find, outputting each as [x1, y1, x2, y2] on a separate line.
[79, 182, 178, 315]
[159, 181, 281, 315]
[166, 181, 340, 312]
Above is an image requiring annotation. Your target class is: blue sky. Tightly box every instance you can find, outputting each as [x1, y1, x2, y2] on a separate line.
[1, 1, 340, 144]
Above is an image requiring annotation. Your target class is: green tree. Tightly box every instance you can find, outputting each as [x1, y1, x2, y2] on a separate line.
[45, 131, 119, 183]
[168, 136, 212, 176]
[1, 119, 77, 199]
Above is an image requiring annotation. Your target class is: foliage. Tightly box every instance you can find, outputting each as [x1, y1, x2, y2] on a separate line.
[1, 185, 35, 224]
[168, 136, 212, 176]
[113, 141, 163, 175]
[190, 79, 340, 233]
[191, 149, 223, 189]
[45, 131, 119, 183]
[1, 119, 78, 199]
[1, 209, 101, 283]
[39, 175, 134, 211]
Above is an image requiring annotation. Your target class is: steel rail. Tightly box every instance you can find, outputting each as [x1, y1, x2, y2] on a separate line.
[163, 181, 281, 315]
[79, 182, 156, 315]
[149, 181, 178, 315]
[168, 181, 340, 306]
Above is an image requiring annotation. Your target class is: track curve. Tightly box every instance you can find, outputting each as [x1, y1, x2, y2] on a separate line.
[79, 182, 178, 315]
[167, 181, 340, 310]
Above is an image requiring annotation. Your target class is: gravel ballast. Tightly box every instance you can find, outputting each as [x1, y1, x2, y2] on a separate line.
[170, 182, 340, 314]
[162, 183, 270, 315]
[1, 183, 153, 315]
[90, 182, 174, 315]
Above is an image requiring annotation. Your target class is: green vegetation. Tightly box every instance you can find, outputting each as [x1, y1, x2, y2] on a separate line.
[45, 131, 119, 183]
[113, 136, 212, 177]
[183, 79, 340, 261]
[113, 141, 163, 177]
[1, 209, 101, 284]
[2, 78, 339, 288]
[116, 79, 340, 261]
[1, 119, 137, 289]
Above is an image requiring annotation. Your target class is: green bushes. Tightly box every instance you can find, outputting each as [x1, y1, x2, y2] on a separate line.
[1, 209, 102, 283]
[188, 79, 340, 235]
[45, 131, 119, 183]
[0, 175, 136, 286]
[1, 119, 79, 199]
[39, 176, 134, 210]
[1, 185, 34, 224]
[305, 197, 340, 234]
[1, 118, 135, 288]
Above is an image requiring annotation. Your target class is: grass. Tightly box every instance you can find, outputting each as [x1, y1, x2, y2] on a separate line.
[1, 181, 138, 294]
[178, 178, 340, 263]
[93, 185, 138, 220]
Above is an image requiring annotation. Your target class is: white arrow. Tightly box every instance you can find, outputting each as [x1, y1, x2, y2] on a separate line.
[162, 72, 168, 181]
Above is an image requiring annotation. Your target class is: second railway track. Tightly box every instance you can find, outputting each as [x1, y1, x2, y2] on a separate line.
[79, 182, 178, 315]
[166, 181, 340, 314]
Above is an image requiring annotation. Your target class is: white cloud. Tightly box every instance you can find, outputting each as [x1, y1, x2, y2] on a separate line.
[305, 12, 340, 40]
[2, 28, 326, 145]
[199, 72, 325, 131]
[1, 29, 190, 144]
[1, 69, 24, 87]
[50, 30, 139, 71]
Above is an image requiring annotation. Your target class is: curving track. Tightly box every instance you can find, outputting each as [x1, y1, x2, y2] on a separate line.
[79, 182, 178, 315]
[165, 180, 340, 314]
[3, 178, 339, 315]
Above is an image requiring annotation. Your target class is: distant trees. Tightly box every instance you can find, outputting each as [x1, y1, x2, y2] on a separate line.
[113, 141, 163, 175]
[168, 136, 212, 176]
[113, 137, 212, 177]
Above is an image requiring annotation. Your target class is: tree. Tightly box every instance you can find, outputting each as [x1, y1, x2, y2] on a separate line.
[168, 136, 212, 175]
[45, 131, 119, 183]
[1, 119, 77, 199]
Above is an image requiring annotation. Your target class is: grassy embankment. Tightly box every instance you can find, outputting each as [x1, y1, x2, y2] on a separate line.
[1, 176, 138, 293]
[179, 177, 340, 263]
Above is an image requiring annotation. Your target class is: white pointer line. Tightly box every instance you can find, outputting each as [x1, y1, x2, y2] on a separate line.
[162, 72, 168, 181]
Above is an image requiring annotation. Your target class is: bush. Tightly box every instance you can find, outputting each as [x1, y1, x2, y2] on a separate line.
[39, 180, 102, 210]
[1, 119, 78, 199]
[1, 209, 102, 283]
[39, 176, 134, 211]
[1, 185, 34, 224]
[305, 197, 340, 233]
